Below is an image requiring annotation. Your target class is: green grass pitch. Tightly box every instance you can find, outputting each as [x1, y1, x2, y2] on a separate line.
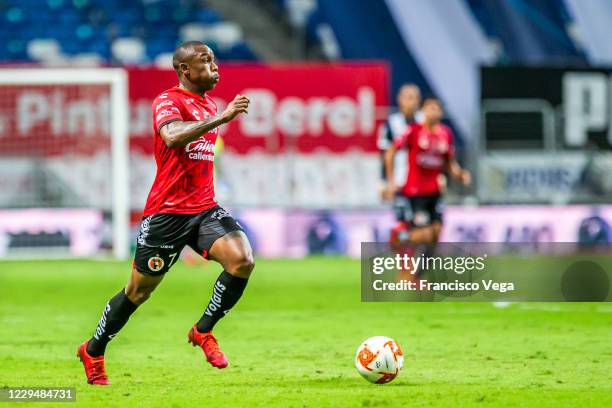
[0, 258, 611, 407]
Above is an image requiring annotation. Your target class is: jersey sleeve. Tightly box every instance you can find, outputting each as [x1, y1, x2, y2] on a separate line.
[393, 125, 413, 149]
[153, 95, 184, 133]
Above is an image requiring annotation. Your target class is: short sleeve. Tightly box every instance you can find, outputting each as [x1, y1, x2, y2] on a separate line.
[393, 126, 412, 149]
[153, 95, 183, 133]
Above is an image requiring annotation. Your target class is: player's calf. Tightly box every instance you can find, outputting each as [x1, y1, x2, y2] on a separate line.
[84, 288, 138, 358]
[195, 270, 249, 333]
[196, 234, 254, 332]
[83, 267, 162, 358]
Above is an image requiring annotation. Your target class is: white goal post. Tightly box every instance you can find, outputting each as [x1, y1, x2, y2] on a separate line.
[0, 68, 130, 259]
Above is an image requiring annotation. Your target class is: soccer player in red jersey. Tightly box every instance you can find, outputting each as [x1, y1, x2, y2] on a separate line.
[383, 96, 470, 264]
[77, 41, 253, 385]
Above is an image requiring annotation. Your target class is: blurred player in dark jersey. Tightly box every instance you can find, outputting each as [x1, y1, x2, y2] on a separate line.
[378, 84, 421, 238]
[384, 96, 470, 274]
[77, 41, 252, 385]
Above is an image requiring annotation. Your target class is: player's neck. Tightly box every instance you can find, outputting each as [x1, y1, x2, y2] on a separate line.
[424, 121, 437, 130]
[402, 111, 415, 121]
[179, 81, 206, 97]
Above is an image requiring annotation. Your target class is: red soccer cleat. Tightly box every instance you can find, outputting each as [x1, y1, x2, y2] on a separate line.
[188, 325, 229, 369]
[76, 340, 110, 385]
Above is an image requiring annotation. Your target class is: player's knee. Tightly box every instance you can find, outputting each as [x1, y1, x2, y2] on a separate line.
[415, 226, 436, 245]
[226, 253, 255, 278]
[431, 223, 442, 243]
[426, 227, 437, 244]
[127, 289, 152, 305]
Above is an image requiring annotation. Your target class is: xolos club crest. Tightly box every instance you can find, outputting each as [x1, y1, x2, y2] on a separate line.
[148, 256, 165, 272]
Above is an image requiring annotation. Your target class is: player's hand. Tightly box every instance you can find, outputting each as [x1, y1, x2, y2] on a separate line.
[382, 182, 397, 202]
[461, 170, 472, 187]
[221, 94, 250, 123]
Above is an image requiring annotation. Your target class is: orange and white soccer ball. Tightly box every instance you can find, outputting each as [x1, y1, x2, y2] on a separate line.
[355, 336, 404, 384]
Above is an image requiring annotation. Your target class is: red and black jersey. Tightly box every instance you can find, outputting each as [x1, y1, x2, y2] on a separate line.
[394, 123, 454, 197]
[143, 86, 219, 216]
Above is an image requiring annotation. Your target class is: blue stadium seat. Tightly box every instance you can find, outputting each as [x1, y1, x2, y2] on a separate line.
[6, 39, 29, 61]
[61, 39, 86, 55]
[146, 39, 176, 60]
[58, 9, 81, 24]
[195, 9, 223, 24]
[222, 43, 258, 61]
[88, 39, 110, 59]
[0, 1, 258, 63]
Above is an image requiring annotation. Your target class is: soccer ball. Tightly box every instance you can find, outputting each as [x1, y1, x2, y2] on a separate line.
[355, 336, 404, 384]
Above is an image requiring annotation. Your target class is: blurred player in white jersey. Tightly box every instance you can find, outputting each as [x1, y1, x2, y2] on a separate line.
[377, 83, 421, 242]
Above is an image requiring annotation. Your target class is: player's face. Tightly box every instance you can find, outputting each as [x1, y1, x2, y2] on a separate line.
[186, 46, 219, 91]
[397, 86, 420, 116]
[422, 101, 443, 123]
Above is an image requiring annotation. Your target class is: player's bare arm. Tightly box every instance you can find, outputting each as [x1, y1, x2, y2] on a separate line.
[383, 145, 398, 201]
[160, 94, 249, 148]
[446, 159, 471, 187]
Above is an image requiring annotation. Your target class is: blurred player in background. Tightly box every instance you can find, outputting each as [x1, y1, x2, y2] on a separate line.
[384, 96, 470, 275]
[377, 84, 421, 242]
[77, 41, 253, 385]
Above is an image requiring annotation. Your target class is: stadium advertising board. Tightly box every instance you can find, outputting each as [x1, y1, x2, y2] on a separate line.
[235, 205, 611, 258]
[480, 66, 612, 203]
[0, 209, 103, 257]
[0, 204, 609, 257]
[476, 152, 610, 203]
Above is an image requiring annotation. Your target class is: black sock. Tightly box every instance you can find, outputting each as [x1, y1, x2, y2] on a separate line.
[196, 271, 248, 333]
[86, 288, 138, 357]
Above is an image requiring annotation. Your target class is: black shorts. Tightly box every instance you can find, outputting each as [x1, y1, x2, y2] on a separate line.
[134, 206, 243, 276]
[408, 193, 444, 227]
[393, 193, 412, 222]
